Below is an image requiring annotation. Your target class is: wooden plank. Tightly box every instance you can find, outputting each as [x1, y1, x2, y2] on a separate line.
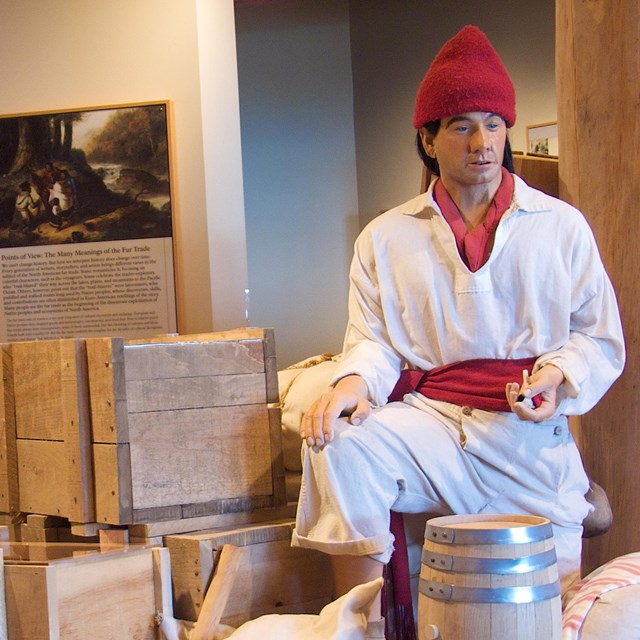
[17, 439, 68, 517]
[21, 523, 59, 543]
[179, 495, 276, 520]
[11, 341, 64, 441]
[98, 528, 129, 547]
[60, 339, 95, 523]
[125, 372, 266, 413]
[165, 535, 216, 622]
[53, 547, 156, 639]
[129, 327, 269, 346]
[0, 549, 6, 640]
[123, 339, 266, 380]
[93, 442, 133, 525]
[0, 345, 18, 513]
[268, 405, 287, 507]
[130, 504, 183, 524]
[152, 547, 174, 618]
[262, 328, 280, 403]
[86, 337, 129, 444]
[26, 515, 67, 529]
[4, 564, 58, 638]
[127, 503, 296, 538]
[128, 405, 273, 510]
[190, 544, 244, 640]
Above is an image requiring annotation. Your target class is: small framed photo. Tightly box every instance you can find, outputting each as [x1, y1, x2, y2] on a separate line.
[526, 121, 558, 157]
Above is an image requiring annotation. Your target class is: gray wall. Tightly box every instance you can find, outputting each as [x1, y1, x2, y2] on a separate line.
[235, 0, 556, 367]
[235, 0, 358, 368]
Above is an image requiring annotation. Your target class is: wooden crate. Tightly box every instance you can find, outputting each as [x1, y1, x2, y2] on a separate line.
[2, 542, 161, 639]
[0, 328, 287, 531]
[87, 328, 286, 526]
[165, 519, 333, 625]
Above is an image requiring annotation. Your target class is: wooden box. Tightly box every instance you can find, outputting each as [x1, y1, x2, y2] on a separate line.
[0, 328, 287, 530]
[2, 542, 160, 639]
[87, 328, 286, 526]
[165, 519, 333, 625]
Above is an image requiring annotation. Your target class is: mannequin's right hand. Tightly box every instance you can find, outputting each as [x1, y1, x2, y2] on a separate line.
[300, 375, 371, 447]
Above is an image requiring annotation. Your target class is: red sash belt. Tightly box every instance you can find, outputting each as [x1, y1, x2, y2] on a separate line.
[387, 357, 542, 412]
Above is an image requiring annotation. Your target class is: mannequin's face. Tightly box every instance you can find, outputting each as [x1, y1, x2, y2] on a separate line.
[420, 112, 506, 193]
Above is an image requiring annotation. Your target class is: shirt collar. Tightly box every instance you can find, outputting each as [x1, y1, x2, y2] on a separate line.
[401, 173, 554, 218]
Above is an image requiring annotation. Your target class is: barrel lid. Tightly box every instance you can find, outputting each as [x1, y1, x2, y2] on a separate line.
[424, 514, 554, 545]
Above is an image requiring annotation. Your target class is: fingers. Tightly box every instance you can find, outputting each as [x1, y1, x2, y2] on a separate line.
[505, 379, 555, 423]
[299, 393, 371, 448]
[349, 397, 371, 427]
[299, 394, 341, 447]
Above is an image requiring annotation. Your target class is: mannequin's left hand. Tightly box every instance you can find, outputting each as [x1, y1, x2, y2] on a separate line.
[505, 364, 564, 422]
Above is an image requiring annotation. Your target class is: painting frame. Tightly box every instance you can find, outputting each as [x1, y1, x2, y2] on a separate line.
[0, 100, 179, 342]
[526, 121, 559, 158]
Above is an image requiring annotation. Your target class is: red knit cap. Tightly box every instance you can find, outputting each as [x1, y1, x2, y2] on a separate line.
[413, 25, 516, 129]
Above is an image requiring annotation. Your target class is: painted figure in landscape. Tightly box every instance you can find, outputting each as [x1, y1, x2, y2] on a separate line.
[0, 103, 173, 248]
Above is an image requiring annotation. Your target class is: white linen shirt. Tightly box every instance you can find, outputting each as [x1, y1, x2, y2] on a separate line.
[332, 175, 625, 415]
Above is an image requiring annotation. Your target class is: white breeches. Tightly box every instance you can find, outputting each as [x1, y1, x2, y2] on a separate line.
[292, 393, 591, 592]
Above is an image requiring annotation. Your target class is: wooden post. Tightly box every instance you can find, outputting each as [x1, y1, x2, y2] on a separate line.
[556, 0, 640, 574]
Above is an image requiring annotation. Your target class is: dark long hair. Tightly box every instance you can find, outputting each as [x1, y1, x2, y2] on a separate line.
[415, 120, 514, 176]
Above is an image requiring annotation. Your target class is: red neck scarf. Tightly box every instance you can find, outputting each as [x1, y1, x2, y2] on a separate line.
[434, 166, 514, 272]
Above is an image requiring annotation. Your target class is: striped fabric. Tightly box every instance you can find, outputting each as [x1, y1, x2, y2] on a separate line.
[562, 552, 640, 638]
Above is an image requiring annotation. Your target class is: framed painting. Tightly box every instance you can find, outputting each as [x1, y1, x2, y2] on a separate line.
[526, 121, 559, 157]
[0, 101, 178, 342]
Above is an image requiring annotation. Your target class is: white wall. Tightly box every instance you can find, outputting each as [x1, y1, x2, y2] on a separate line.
[0, 0, 248, 334]
[235, 0, 359, 367]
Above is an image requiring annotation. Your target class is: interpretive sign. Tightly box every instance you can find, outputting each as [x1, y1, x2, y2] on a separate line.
[0, 101, 177, 341]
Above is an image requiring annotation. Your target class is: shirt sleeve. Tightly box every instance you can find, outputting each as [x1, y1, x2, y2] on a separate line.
[330, 230, 404, 407]
[534, 222, 625, 415]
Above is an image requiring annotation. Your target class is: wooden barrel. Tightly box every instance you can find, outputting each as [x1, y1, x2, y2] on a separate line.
[418, 514, 562, 640]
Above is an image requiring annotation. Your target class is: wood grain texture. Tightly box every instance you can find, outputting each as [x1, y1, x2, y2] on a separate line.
[556, 0, 640, 575]
[124, 372, 267, 413]
[54, 548, 156, 639]
[0, 346, 18, 513]
[16, 440, 68, 516]
[189, 544, 244, 640]
[128, 404, 273, 510]
[4, 546, 157, 639]
[92, 442, 133, 525]
[11, 341, 64, 441]
[4, 564, 58, 638]
[123, 339, 266, 380]
[86, 337, 128, 445]
[60, 340, 94, 523]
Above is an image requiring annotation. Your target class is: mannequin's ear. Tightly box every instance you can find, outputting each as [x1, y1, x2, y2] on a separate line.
[419, 127, 436, 158]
